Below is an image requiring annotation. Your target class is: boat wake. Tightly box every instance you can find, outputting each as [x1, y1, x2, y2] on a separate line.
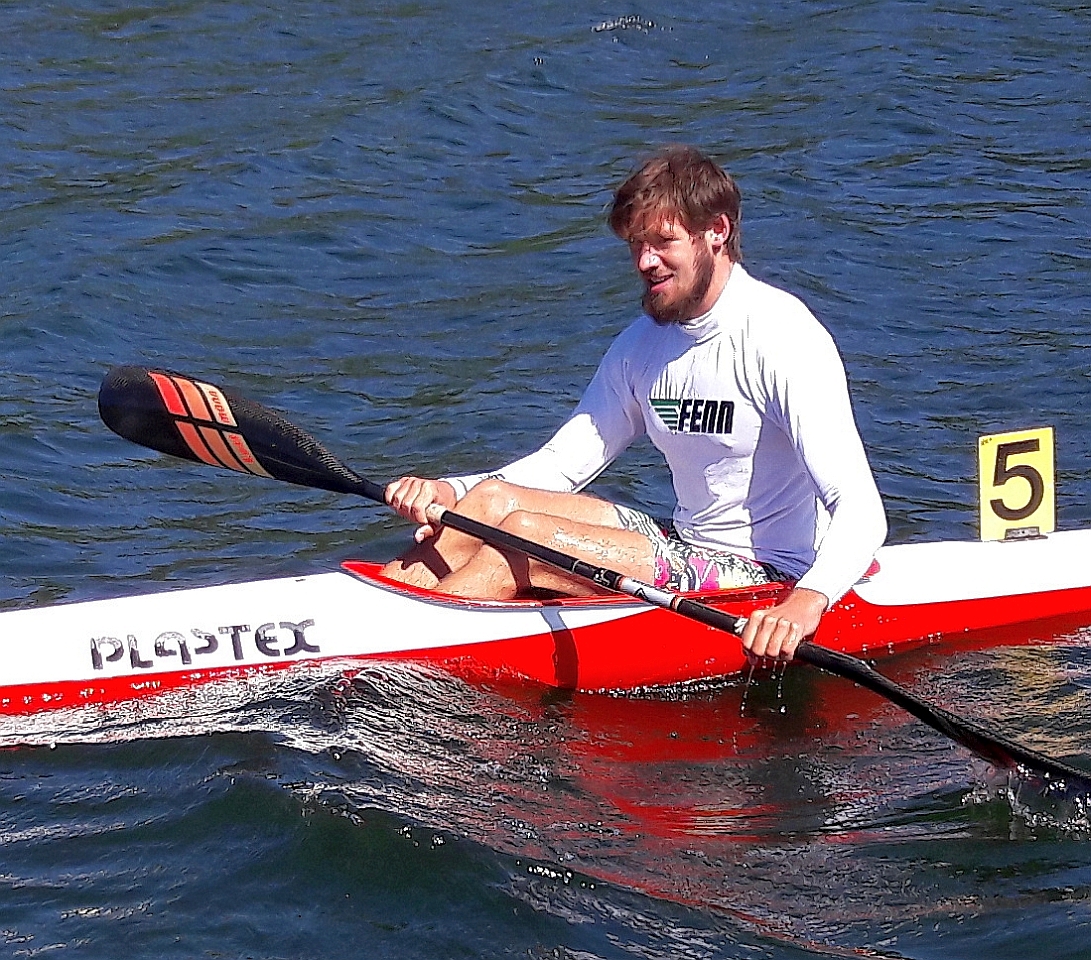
[963, 773, 1091, 837]
[2, 649, 1090, 953]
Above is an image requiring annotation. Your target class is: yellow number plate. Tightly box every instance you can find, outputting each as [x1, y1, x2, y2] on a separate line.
[978, 427, 1055, 541]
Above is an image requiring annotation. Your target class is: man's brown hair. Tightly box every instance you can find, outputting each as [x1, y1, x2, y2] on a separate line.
[609, 145, 742, 261]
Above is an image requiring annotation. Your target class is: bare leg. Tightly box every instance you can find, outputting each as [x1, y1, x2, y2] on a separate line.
[380, 479, 515, 588]
[380, 480, 649, 594]
[437, 507, 657, 599]
[379, 526, 476, 589]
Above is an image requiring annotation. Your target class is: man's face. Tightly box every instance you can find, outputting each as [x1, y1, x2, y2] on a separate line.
[625, 220, 718, 325]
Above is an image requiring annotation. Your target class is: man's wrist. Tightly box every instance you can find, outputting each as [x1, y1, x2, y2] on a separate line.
[787, 587, 830, 620]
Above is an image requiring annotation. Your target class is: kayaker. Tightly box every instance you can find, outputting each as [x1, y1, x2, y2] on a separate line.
[382, 145, 887, 661]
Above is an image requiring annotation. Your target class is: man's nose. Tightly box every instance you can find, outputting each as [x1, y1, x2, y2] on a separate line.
[636, 244, 660, 271]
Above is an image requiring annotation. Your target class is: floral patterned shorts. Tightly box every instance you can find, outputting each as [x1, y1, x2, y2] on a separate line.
[614, 505, 787, 593]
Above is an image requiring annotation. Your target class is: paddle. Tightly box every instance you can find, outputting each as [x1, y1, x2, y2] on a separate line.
[98, 364, 1091, 790]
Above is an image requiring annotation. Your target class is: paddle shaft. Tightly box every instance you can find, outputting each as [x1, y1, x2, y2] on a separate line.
[97, 365, 1091, 788]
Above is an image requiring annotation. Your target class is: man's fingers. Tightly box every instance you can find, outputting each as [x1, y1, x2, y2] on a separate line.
[385, 477, 440, 525]
[384, 477, 415, 512]
[384, 477, 459, 542]
[743, 612, 802, 661]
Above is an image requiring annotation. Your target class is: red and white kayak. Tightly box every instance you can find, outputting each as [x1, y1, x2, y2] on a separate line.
[2, 528, 1091, 717]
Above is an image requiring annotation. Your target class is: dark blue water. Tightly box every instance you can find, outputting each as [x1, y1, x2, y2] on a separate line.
[3, 1, 1091, 956]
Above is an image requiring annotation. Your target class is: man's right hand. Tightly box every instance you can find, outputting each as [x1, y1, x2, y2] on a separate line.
[384, 477, 458, 541]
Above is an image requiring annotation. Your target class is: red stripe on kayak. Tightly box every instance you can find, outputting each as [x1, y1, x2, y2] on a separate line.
[149, 371, 188, 418]
[0, 660, 312, 717]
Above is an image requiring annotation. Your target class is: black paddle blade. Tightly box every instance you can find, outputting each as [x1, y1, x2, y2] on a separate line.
[98, 366, 385, 503]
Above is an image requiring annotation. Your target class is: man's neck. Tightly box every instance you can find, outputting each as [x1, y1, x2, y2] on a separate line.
[689, 256, 734, 319]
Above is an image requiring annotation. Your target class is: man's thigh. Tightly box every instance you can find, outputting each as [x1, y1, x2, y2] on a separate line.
[516, 510, 659, 583]
[479, 481, 626, 530]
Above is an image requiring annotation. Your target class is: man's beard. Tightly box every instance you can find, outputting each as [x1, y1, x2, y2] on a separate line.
[643, 244, 716, 325]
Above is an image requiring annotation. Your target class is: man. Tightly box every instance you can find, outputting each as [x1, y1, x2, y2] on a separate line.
[382, 145, 887, 661]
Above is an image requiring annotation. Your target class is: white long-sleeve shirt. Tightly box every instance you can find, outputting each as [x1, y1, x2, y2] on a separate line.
[447, 265, 887, 604]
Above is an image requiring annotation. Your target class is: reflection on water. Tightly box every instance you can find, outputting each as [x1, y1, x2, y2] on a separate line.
[295, 657, 1091, 946]
[0, 637, 1090, 954]
[338, 658, 1091, 945]
[31, 654, 1091, 936]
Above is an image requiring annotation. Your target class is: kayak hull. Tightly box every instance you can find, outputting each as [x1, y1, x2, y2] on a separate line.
[3, 529, 1091, 716]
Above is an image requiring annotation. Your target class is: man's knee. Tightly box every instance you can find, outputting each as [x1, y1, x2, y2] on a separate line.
[458, 478, 520, 524]
[497, 509, 546, 542]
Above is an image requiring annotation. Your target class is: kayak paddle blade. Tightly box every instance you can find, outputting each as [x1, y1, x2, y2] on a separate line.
[98, 366, 385, 502]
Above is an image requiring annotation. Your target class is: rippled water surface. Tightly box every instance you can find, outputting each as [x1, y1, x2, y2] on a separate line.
[3, 1, 1091, 957]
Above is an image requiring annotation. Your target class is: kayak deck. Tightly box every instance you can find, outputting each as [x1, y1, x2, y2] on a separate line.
[1, 530, 1091, 716]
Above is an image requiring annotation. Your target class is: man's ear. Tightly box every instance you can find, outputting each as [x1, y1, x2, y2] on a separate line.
[706, 213, 731, 251]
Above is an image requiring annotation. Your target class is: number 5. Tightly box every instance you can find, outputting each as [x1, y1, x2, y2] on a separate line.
[978, 427, 1055, 541]
[990, 438, 1043, 521]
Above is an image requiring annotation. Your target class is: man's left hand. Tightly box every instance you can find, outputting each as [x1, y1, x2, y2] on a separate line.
[740, 587, 828, 661]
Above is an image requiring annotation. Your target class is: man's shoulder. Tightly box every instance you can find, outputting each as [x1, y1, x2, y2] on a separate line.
[732, 267, 835, 343]
[606, 312, 666, 351]
[588, 314, 683, 394]
[734, 266, 813, 316]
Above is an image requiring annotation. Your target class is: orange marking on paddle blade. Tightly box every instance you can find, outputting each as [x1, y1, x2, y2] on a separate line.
[174, 422, 222, 468]
[173, 377, 213, 422]
[197, 425, 251, 474]
[149, 372, 188, 418]
[224, 431, 273, 478]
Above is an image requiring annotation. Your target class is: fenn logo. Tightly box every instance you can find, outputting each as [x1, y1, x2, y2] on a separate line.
[650, 397, 735, 435]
